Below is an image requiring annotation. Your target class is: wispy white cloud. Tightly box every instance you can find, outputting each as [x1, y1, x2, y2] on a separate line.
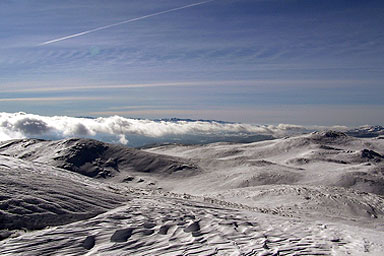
[0, 81, 201, 93]
[1, 79, 374, 94]
[0, 112, 347, 146]
[38, 0, 215, 46]
[0, 97, 107, 102]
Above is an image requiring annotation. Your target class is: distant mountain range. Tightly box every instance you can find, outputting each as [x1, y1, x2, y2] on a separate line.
[345, 125, 384, 138]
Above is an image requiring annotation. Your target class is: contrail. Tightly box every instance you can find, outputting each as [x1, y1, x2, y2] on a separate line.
[38, 0, 215, 46]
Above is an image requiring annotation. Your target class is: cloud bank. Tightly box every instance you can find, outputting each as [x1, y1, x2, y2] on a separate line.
[0, 112, 347, 147]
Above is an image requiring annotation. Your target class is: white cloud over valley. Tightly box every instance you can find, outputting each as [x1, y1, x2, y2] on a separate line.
[0, 112, 347, 146]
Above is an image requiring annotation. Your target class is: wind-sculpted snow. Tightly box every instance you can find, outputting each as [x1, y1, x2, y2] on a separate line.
[205, 185, 384, 225]
[0, 155, 128, 240]
[145, 131, 384, 195]
[2, 196, 384, 256]
[1, 132, 384, 255]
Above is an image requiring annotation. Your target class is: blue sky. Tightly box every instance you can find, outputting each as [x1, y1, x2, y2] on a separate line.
[0, 0, 383, 125]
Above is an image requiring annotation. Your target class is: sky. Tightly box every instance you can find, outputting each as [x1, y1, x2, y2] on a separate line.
[1, 0, 383, 126]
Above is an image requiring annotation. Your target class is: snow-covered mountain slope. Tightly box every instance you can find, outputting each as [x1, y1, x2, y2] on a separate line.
[0, 154, 128, 240]
[144, 131, 384, 225]
[346, 125, 384, 138]
[145, 131, 384, 195]
[1, 132, 384, 255]
[0, 138, 200, 179]
[205, 185, 384, 226]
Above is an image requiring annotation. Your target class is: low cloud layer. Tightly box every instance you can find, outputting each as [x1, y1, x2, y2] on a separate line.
[0, 112, 347, 147]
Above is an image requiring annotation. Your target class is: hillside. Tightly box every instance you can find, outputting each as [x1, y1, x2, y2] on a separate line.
[1, 132, 384, 255]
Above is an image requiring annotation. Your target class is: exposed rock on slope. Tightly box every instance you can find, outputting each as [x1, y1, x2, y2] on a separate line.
[346, 125, 384, 138]
[0, 138, 200, 179]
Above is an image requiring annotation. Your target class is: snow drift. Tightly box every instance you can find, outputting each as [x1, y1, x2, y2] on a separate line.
[1, 131, 384, 255]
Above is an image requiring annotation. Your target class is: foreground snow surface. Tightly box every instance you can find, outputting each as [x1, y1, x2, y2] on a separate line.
[2, 195, 384, 256]
[1, 132, 384, 255]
